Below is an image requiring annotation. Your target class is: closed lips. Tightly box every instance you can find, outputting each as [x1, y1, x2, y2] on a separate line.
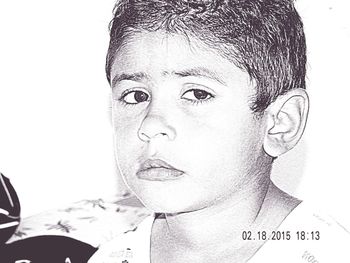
[139, 159, 183, 172]
[136, 159, 185, 181]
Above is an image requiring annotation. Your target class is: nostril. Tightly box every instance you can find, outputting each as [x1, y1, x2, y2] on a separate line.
[139, 132, 151, 142]
[137, 115, 176, 142]
[138, 131, 170, 142]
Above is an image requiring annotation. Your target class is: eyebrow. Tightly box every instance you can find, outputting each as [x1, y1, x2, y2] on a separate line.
[111, 72, 150, 87]
[111, 67, 226, 88]
[168, 67, 227, 85]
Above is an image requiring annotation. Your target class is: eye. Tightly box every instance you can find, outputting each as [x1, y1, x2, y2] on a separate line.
[181, 89, 214, 102]
[121, 90, 150, 104]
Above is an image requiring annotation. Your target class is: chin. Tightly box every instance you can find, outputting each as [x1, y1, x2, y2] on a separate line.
[128, 185, 199, 214]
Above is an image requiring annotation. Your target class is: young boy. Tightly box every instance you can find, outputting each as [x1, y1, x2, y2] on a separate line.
[90, 0, 349, 262]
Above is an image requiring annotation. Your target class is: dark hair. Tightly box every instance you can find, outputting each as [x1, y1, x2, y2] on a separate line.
[106, 0, 306, 112]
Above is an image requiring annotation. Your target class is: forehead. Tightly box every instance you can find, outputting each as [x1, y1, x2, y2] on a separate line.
[110, 31, 250, 86]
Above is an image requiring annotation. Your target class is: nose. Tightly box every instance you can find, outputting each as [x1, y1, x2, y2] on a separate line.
[138, 114, 176, 142]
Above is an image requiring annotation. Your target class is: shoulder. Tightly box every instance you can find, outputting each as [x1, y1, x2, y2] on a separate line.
[3, 194, 151, 262]
[251, 201, 350, 262]
[88, 214, 154, 263]
[8, 194, 150, 246]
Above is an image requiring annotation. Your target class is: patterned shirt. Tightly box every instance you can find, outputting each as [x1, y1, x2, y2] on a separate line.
[88, 202, 350, 263]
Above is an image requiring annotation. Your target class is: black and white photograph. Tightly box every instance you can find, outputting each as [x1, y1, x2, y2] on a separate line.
[0, 0, 349, 262]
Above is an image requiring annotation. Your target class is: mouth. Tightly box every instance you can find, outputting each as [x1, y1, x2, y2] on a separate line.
[136, 159, 185, 181]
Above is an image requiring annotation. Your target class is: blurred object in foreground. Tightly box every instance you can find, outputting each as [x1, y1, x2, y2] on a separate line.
[0, 173, 20, 244]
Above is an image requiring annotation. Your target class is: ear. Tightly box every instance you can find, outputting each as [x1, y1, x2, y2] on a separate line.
[263, 89, 309, 158]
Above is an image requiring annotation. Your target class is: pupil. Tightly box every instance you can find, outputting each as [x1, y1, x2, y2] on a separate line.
[194, 90, 208, 100]
[134, 91, 148, 102]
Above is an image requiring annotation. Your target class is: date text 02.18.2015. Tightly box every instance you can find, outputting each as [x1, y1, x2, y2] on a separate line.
[241, 231, 320, 241]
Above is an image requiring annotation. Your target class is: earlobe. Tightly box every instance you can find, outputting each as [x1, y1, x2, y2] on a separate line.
[263, 89, 309, 158]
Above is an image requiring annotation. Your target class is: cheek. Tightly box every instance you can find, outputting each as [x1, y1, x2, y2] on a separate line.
[179, 107, 264, 175]
[113, 112, 144, 166]
[112, 104, 145, 139]
[180, 105, 254, 150]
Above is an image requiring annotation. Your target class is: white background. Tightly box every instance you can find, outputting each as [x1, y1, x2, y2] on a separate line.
[0, 0, 349, 229]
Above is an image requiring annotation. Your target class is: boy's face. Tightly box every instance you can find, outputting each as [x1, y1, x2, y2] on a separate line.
[110, 31, 270, 213]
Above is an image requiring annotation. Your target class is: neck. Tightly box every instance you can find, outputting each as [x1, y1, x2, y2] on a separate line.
[152, 177, 300, 262]
[161, 176, 270, 247]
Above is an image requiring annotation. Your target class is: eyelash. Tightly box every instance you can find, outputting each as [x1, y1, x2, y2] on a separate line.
[181, 89, 215, 105]
[116, 87, 215, 106]
[190, 100, 210, 105]
[118, 88, 150, 106]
